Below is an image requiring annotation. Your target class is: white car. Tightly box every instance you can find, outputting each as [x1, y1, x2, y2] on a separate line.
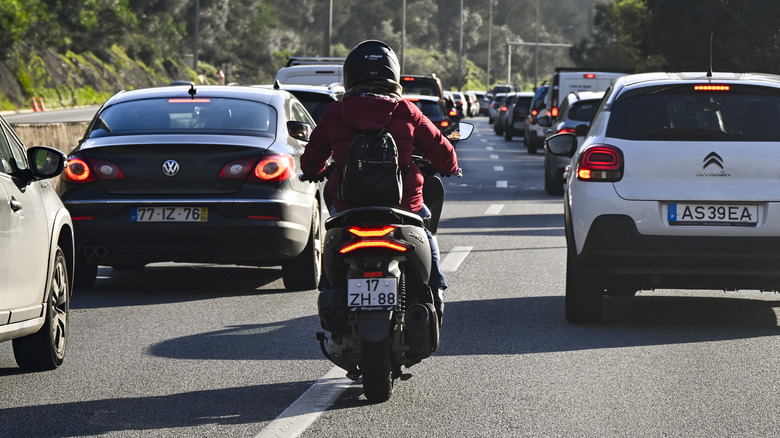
[0, 113, 74, 369]
[546, 71, 780, 323]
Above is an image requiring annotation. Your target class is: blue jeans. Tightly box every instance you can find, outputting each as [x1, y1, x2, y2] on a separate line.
[320, 204, 447, 290]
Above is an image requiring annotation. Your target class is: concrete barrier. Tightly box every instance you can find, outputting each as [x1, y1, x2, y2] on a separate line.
[11, 122, 89, 155]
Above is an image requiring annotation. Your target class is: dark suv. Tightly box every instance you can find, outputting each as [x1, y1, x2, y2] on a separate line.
[523, 85, 549, 154]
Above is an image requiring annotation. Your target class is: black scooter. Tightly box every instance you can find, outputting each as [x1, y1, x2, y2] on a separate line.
[307, 123, 472, 402]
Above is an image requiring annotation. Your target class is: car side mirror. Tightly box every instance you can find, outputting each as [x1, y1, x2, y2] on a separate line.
[536, 116, 552, 127]
[574, 124, 589, 137]
[447, 122, 474, 141]
[287, 121, 311, 142]
[545, 132, 578, 157]
[27, 146, 67, 181]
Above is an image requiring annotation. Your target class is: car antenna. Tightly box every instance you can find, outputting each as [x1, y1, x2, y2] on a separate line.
[188, 83, 197, 99]
[706, 32, 714, 78]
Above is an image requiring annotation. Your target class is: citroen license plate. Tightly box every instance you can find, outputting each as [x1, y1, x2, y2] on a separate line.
[668, 203, 758, 226]
[131, 207, 208, 222]
[347, 278, 397, 310]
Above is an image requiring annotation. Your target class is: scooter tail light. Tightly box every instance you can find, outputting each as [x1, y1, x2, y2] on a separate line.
[576, 145, 624, 182]
[348, 226, 396, 237]
[339, 240, 408, 254]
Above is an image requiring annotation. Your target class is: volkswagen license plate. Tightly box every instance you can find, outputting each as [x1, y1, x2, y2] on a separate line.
[131, 207, 208, 222]
[668, 203, 757, 226]
[347, 278, 397, 310]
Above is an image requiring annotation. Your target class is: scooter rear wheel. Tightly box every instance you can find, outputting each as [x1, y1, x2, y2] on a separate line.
[360, 338, 393, 402]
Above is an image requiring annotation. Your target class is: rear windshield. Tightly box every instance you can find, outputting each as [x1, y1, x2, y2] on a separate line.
[89, 98, 277, 138]
[569, 99, 601, 122]
[408, 100, 443, 119]
[607, 84, 780, 141]
[515, 96, 533, 110]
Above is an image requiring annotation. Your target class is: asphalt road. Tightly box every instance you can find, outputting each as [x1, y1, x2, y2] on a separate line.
[2, 117, 780, 437]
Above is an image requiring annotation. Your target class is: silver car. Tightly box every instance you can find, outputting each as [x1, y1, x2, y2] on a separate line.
[0, 113, 74, 370]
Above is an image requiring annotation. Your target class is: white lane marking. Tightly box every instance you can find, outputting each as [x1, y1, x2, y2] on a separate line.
[496, 180, 508, 188]
[494, 166, 504, 171]
[255, 366, 352, 438]
[490, 154, 499, 160]
[441, 246, 473, 272]
[485, 204, 504, 215]
[480, 138, 487, 142]
[486, 146, 494, 151]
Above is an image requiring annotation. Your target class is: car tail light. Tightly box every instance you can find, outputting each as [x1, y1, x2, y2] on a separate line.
[500, 106, 508, 112]
[220, 154, 295, 182]
[62, 156, 123, 183]
[449, 109, 458, 117]
[583, 73, 596, 79]
[576, 145, 623, 182]
[531, 109, 538, 116]
[551, 107, 559, 118]
[339, 225, 408, 254]
[440, 120, 450, 129]
[558, 127, 576, 134]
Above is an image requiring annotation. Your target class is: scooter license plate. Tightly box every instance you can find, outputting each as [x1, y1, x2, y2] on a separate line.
[347, 278, 398, 310]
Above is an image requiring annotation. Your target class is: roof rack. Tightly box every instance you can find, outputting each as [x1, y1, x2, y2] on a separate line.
[286, 57, 346, 67]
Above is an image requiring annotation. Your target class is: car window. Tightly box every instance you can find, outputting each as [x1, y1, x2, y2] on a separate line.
[568, 99, 601, 122]
[89, 98, 277, 137]
[607, 84, 780, 141]
[409, 100, 444, 119]
[287, 91, 338, 123]
[0, 121, 27, 175]
[291, 101, 315, 126]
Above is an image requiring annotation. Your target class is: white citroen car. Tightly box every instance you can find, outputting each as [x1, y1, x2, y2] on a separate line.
[546, 72, 780, 323]
[0, 113, 74, 369]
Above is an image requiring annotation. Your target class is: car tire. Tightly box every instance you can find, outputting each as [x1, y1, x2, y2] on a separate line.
[526, 137, 538, 154]
[504, 129, 513, 141]
[282, 200, 322, 291]
[565, 254, 603, 323]
[74, 257, 98, 289]
[12, 246, 70, 370]
[544, 165, 564, 196]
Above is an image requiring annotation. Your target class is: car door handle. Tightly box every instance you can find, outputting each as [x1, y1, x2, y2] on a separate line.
[9, 197, 22, 212]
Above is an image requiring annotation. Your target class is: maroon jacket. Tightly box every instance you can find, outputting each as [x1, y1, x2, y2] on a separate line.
[301, 94, 458, 213]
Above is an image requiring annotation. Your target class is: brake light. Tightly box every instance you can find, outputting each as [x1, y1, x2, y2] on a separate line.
[254, 155, 294, 182]
[531, 109, 538, 116]
[449, 109, 458, 117]
[551, 107, 559, 118]
[340, 225, 408, 254]
[340, 240, 408, 253]
[402, 77, 415, 81]
[694, 84, 730, 91]
[168, 98, 211, 103]
[583, 73, 596, 79]
[558, 127, 576, 134]
[440, 120, 450, 129]
[63, 157, 123, 183]
[348, 226, 396, 237]
[500, 106, 508, 112]
[576, 145, 623, 182]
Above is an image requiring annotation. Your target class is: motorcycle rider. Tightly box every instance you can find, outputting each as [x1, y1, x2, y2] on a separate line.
[300, 39, 459, 324]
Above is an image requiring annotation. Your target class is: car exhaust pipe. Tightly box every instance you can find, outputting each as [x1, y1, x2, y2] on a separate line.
[94, 246, 108, 258]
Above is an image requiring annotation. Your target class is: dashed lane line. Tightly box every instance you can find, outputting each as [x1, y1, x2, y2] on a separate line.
[441, 246, 473, 272]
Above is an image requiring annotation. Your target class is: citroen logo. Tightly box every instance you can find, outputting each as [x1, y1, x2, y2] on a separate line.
[162, 160, 180, 176]
[703, 152, 723, 170]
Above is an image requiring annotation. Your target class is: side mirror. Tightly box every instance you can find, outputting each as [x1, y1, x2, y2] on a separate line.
[27, 146, 67, 181]
[287, 121, 311, 142]
[447, 122, 474, 142]
[537, 116, 552, 128]
[574, 124, 589, 137]
[545, 132, 578, 157]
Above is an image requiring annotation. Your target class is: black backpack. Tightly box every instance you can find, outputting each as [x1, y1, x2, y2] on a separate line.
[339, 128, 403, 207]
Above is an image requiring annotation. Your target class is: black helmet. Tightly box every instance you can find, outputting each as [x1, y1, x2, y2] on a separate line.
[343, 40, 400, 90]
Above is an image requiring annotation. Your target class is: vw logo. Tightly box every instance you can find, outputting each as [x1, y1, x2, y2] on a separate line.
[162, 160, 180, 176]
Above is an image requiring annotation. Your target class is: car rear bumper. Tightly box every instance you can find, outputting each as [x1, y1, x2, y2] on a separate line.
[573, 214, 780, 291]
[66, 198, 314, 266]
